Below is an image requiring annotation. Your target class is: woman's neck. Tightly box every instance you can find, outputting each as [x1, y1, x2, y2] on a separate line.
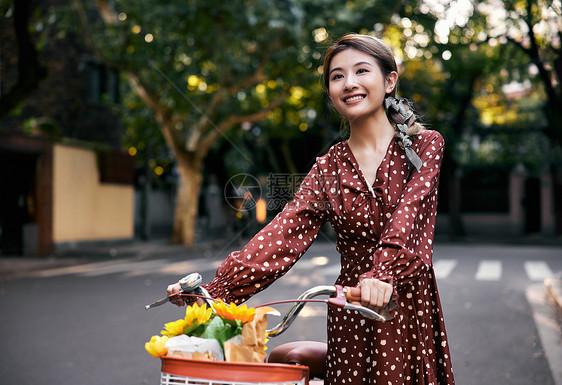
[347, 113, 395, 154]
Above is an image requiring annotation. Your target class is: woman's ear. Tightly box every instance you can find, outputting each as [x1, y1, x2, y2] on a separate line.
[385, 71, 398, 94]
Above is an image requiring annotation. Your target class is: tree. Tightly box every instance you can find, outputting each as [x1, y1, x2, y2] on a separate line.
[487, 0, 562, 145]
[476, 0, 562, 233]
[73, 0, 557, 243]
[71, 0, 313, 245]
[379, 1, 560, 235]
[70, 0, 421, 244]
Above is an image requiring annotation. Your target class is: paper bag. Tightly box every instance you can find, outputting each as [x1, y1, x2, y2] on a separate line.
[224, 306, 280, 363]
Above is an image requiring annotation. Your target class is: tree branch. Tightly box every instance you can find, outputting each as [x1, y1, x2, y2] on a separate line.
[223, 36, 281, 96]
[127, 72, 186, 157]
[194, 36, 281, 145]
[127, 72, 169, 124]
[196, 91, 288, 159]
[196, 90, 226, 134]
[95, 0, 118, 23]
[504, 35, 530, 56]
[225, 65, 268, 96]
[502, 1, 559, 108]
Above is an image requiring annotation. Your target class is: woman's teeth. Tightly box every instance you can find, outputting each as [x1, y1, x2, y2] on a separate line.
[345, 95, 364, 103]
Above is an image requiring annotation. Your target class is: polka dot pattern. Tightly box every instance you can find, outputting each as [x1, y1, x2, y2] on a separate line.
[206, 130, 454, 384]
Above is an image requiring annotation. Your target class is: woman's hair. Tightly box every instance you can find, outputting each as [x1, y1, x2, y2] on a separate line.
[322, 34, 424, 135]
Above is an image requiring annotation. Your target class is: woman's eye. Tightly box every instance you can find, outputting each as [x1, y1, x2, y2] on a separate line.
[331, 74, 343, 80]
[357, 68, 368, 74]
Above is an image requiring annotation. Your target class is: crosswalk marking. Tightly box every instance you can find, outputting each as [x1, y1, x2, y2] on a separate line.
[431, 259, 555, 282]
[523, 261, 554, 281]
[434, 260, 458, 279]
[27, 255, 555, 282]
[475, 260, 502, 281]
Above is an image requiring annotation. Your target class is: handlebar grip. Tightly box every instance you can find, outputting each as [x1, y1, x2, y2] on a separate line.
[344, 286, 361, 302]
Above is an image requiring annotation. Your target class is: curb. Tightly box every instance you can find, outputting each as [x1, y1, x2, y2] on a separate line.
[545, 272, 562, 314]
[526, 284, 562, 385]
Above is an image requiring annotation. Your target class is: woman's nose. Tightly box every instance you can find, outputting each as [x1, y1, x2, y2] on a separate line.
[343, 75, 358, 91]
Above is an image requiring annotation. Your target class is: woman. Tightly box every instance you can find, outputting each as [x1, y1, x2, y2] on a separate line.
[168, 34, 455, 384]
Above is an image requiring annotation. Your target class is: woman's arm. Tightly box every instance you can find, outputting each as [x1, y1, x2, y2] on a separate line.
[168, 162, 329, 306]
[363, 131, 445, 293]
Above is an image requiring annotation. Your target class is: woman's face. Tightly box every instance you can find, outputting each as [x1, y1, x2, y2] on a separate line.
[327, 48, 396, 122]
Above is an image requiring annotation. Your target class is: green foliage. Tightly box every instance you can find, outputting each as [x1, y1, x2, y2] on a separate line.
[68, 0, 559, 178]
[97, 0, 303, 109]
[119, 85, 172, 179]
[182, 321, 208, 338]
[389, 0, 560, 170]
[203, 316, 243, 351]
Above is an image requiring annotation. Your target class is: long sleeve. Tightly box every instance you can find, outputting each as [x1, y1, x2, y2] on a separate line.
[205, 162, 328, 304]
[366, 131, 444, 291]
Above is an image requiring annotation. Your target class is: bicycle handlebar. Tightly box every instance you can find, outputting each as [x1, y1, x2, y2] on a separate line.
[265, 284, 390, 338]
[145, 273, 393, 338]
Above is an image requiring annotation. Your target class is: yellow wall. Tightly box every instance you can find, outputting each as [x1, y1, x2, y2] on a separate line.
[52, 144, 134, 242]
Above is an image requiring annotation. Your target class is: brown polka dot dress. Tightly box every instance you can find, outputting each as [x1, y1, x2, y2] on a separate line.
[206, 129, 455, 384]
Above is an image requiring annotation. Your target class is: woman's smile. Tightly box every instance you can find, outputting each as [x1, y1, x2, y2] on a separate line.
[343, 94, 366, 104]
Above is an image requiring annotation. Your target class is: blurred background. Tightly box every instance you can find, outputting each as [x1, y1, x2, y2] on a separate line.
[1, 0, 561, 254]
[1, 1, 562, 384]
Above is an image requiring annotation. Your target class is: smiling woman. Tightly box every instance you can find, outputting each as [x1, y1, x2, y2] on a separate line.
[167, 34, 454, 385]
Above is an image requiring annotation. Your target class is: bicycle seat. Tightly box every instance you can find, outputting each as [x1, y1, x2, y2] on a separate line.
[268, 341, 327, 380]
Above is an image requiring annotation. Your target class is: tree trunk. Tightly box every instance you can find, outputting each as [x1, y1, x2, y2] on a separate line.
[0, 0, 47, 116]
[171, 155, 204, 245]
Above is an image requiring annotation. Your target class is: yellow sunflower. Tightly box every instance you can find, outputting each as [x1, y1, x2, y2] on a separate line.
[185, 302, 213, 325]
[212, 300, 256, 324]
[161, 318, 188, 337]
[145, 335, 169, 357]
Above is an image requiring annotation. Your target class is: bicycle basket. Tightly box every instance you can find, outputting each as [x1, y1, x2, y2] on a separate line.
[160, 356, 309, 385]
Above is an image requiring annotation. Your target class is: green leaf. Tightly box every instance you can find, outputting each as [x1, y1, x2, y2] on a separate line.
[203, 316, 242, 352]
[183, 322, 207, 337]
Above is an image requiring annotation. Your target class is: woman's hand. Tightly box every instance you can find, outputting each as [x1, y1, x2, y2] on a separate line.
[166, 282, 207, 307]
[358, 277, 394, 311]
[166, 282, 186, 307]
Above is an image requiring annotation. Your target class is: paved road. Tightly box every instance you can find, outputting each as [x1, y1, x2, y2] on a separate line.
[0, 241, 560, 384]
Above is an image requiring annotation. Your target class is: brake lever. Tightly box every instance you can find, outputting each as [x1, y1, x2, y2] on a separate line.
[342, 302, 390, 322]
[327, 285, 394, 322]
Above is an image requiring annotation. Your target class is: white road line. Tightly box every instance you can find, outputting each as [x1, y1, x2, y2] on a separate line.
[524, 261, 553, 281]
[475, 260, 502, 281]
[80, 259, 171, 277]
[321, 265, 341, 276]
[156, 258, 222, 275]
[433, 259, 458, 279]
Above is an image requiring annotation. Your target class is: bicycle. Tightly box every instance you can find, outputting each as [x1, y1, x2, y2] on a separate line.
[146, 273, 392, 385]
